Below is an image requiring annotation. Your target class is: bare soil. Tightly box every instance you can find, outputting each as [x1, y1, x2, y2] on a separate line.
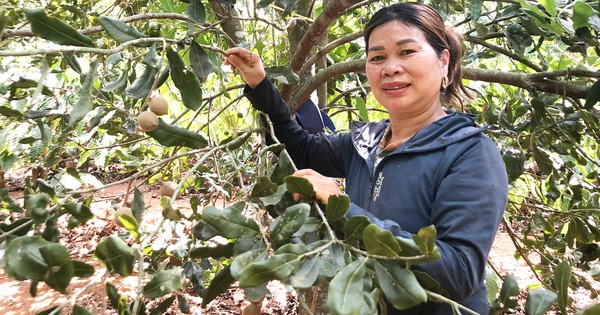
[1, 169, 599, 314]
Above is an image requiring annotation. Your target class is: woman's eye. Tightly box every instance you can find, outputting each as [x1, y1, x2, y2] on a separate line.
[369, 55, 385, 61]
[401, 49, 416, 55]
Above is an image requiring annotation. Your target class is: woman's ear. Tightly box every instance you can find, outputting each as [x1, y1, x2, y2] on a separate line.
[441, 49, 450, 76]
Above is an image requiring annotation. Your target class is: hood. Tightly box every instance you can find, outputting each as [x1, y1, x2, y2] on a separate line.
[351, 111, 487, 159]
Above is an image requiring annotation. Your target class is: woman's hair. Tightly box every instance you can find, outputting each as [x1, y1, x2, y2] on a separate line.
[364, 2, 470, 106]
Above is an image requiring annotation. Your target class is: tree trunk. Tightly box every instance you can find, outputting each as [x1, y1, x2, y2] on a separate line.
[297, 283, 329, 315]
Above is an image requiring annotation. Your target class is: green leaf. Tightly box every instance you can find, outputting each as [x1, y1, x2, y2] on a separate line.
[259, 184, 288, 206]
[126, 65, 159, 99]
[374, 260, 427, 310]
[343, 215, 370, 242]
[363, 224, 402, 257]
[469, 0, 483, 22]
[265, 66, 300, 85]
[3, 235, 49, 281]
[69, 58, 100, 126]
[251, 176, 278, 198]
[555, 261, 571, 314]
[414, 225, 438, 255]
[537, 0, 557, 16]
[238, 253, 299, 287]
[144, 268, 182, 299]
[231, 249, 268, 279]
[131, 188, 146, 223]
[219, 131, 252, 150]
[354, 96, 369, 123]
[284, 176, 315, 200]
[186, 0, 206, 23]
[326, 194, 350, 221]
[243, 285, 268, 303]
[143, 44, 163, 68]
[525, 289, 557, 315]
[580, 303, 600, 315]
[270, 203, 310, 247]
[73, 305, 94, 315]
[106, 282, 121, 309]
[573, 1, 594, 30]
[24, 193, 50, 225]
[36, 306, 60, 315]
[94, 236, 136, 276]
[290, 254, 321, 288]
[64, 201, 94, 228]
[72, 260, 95, 278]
[0, 10, 9, 36]
[64, 52, 82, 74]
[40, 243, 74, 293]
[0, 106, 23, 118]
[190, 41, 214, 82]
[327, 257, 367, 315]
[585, 80, 600, 109]
[98, 16, 149, 46]
[146, 119, 208, 149]
[201, 205, 260, 239]
[188, 242, 235, 259]
[150, 296, 176, 315]
[498, 275, 520, 309]
[319, 243, 346, 278]
[166, 47, 202, 110]
[24, 8, 95, 47]
[201, 265, 235, 308]
[102, 66, 129, 92]
[1, 189, 23, 213]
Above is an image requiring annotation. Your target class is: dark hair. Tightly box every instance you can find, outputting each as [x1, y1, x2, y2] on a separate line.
[364, 2, 469, 106]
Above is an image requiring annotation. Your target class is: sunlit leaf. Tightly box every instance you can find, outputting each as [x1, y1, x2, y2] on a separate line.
[498, 275, 520, 309]
[231, 249, 268, 279]
[24, 8, 95, 47]
[354, 96, 369, 123]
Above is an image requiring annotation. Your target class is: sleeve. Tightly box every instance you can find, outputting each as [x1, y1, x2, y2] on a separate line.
[244, 77, 350, 178]
[412, 137, 508, 301]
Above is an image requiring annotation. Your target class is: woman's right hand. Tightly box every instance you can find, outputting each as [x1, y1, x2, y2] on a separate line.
[224, 47, 266, 89]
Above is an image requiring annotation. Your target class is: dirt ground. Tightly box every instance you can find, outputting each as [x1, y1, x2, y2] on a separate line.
[1, 169, 599, 314]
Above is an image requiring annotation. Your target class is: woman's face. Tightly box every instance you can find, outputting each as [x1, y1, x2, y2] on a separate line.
[365, 21, 449, 118]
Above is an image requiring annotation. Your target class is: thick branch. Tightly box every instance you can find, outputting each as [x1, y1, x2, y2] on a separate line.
[290, 59, 593, 110]
[299, 30, 364, 77]
[281, 0, 363, 101]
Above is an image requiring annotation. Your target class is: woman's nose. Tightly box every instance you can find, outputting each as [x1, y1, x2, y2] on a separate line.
[382, 61, 404, 76]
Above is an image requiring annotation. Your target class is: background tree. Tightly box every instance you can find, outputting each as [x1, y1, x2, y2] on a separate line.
[1, 0, 600, 314]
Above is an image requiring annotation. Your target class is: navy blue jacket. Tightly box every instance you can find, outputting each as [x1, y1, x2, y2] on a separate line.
[245, 77, 508, 314]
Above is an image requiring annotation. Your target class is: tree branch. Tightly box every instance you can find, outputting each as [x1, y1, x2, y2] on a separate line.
[465, 35, 544, 72]
[281, 0, 364, 101]
[298, 30, 364, 77]
[289, 58, 593, 110]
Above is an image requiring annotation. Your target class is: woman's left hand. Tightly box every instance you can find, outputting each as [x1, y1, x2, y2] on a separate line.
[291, 169, 343, 204]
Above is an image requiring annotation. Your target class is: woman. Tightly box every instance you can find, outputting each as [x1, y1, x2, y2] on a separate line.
[225, 3, 508, 314]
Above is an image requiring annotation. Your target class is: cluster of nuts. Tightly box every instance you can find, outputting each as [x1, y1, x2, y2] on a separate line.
[114, 180, 179, 227]
[137, 96, 169, 132]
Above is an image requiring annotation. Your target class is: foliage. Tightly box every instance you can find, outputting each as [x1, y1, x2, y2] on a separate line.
[1, 0, 600, 314]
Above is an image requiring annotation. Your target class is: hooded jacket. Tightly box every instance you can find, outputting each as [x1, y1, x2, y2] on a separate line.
[245, 77, 508, 315]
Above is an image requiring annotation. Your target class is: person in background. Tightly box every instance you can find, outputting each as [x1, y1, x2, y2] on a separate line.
[225, 2, 508, 314]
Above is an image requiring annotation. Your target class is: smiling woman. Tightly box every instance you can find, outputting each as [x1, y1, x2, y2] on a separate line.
[225, 2, 508, 314]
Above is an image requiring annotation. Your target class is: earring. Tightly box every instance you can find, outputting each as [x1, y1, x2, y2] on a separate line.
[441, 76, 449, 90]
